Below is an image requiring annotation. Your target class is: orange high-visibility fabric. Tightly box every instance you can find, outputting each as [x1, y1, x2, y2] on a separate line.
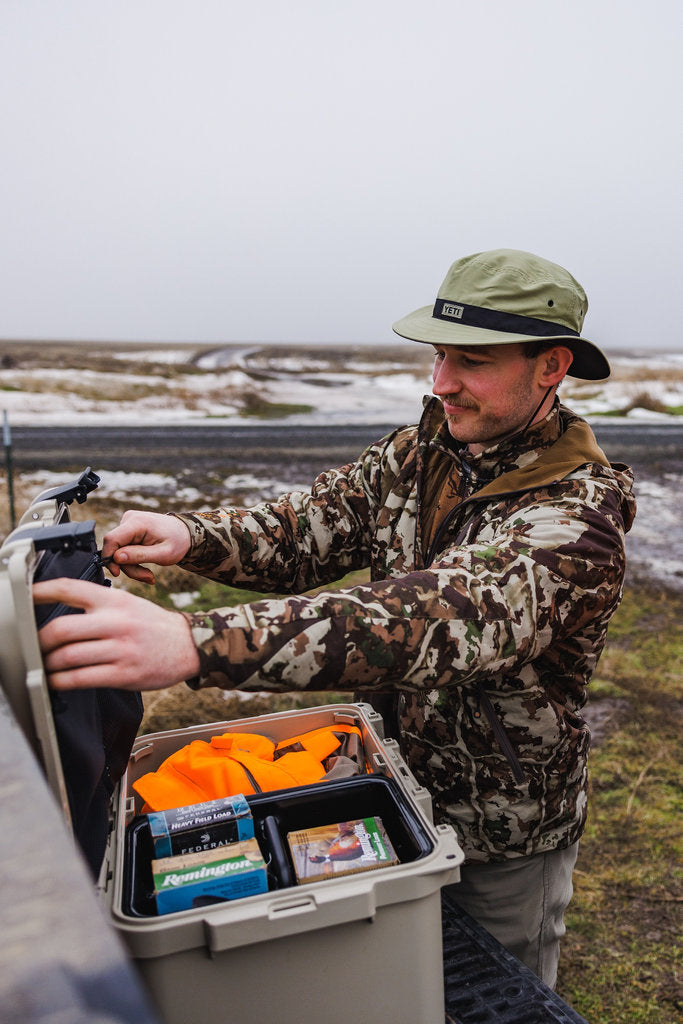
[272, 725, 358, 761]
[133, 725, 363, 812]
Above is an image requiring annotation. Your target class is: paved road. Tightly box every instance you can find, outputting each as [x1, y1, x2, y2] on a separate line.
[9, 420, 682, 481]
[10, 423, 402, 483]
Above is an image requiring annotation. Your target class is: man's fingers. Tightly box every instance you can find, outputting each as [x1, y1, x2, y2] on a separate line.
[33, 577, 201, 692]
[47, 662, 143, 692]
[114, 544, 164, 566]
[101, 511, 191, 567]
[42, 637, 118, 673]
[33, 578, 110, 612]
[39, 615, 102, 653]
[101, 511, 151, 553]
[36, 586, 117, 657]
[118, 563, 156, 584]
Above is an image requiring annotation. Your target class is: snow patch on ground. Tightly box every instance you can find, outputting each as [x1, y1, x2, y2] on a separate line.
[2, 344, 681, 426]
[17, 469, 204, 507]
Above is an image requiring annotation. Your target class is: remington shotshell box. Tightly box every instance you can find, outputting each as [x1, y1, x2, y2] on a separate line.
[287, 815, 400, 884]
[152, 839, 268, 915]
[147, 794, 254, 858]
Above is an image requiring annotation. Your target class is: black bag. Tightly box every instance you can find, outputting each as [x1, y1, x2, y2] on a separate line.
[33, 519, 143, 878]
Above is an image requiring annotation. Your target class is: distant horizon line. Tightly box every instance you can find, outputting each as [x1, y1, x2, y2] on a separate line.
[2, 336, 682, 355]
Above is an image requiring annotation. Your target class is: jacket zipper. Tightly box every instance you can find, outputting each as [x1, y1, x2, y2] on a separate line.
[237, 760, 263, 794]
[422, 491, 527, 784]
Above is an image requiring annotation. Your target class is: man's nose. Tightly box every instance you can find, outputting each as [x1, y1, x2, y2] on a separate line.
[432, 353, 462, 395]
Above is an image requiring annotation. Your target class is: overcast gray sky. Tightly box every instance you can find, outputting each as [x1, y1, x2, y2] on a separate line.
[1, 1, 680, 351]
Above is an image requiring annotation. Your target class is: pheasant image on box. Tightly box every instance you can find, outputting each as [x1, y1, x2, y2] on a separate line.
[287, 817, 399, 884]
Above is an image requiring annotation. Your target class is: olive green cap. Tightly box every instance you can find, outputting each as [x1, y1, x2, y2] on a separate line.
[392, 248, 610, 380]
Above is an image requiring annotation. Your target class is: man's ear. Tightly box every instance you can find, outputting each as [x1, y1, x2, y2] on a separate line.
[536, 345, 574, 386]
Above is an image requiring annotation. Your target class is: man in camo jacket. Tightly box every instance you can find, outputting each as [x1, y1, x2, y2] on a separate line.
[37, 248, 636, 987]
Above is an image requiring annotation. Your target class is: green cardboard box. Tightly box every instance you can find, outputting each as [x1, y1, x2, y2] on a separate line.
[152, 838, 268, 915]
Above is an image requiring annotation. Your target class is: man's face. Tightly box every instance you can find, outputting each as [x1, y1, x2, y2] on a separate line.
[431, 342, 545, 453]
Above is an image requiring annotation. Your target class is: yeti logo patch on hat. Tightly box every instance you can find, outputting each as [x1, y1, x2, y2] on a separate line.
[441, 302, 464, 320]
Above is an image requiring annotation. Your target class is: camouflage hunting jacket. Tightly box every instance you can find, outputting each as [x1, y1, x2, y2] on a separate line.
[176, 399, 636, 862]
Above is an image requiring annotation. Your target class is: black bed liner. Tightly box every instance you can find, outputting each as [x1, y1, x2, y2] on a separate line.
[442, 891, 589, 1024]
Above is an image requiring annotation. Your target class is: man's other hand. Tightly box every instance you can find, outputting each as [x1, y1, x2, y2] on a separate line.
[34, 578, 201, 691]
[101, 510, 192, 584]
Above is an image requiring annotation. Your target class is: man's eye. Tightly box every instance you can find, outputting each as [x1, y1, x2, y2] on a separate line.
[463, 357, 485, 367]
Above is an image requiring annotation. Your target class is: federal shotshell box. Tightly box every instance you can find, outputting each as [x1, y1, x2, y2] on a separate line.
[146, 794, 254, 858]
[152, 839, 268, 915]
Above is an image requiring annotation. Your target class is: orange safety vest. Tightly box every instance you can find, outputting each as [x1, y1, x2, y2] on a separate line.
[133, 724, 365, 812]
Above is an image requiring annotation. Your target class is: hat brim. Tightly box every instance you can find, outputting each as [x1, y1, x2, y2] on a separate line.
[392, 305, 610, 381]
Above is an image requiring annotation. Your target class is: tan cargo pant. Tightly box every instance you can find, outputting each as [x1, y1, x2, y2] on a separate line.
[443, 841, 579, 989]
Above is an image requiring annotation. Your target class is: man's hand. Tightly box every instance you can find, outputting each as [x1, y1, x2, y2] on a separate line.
[101, 510, 192, 584]
[34, 579, 201, 691]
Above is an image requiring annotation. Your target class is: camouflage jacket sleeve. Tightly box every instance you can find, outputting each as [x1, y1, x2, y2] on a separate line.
[173, 427, 410, 593]
[180, 468, 629, 694]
